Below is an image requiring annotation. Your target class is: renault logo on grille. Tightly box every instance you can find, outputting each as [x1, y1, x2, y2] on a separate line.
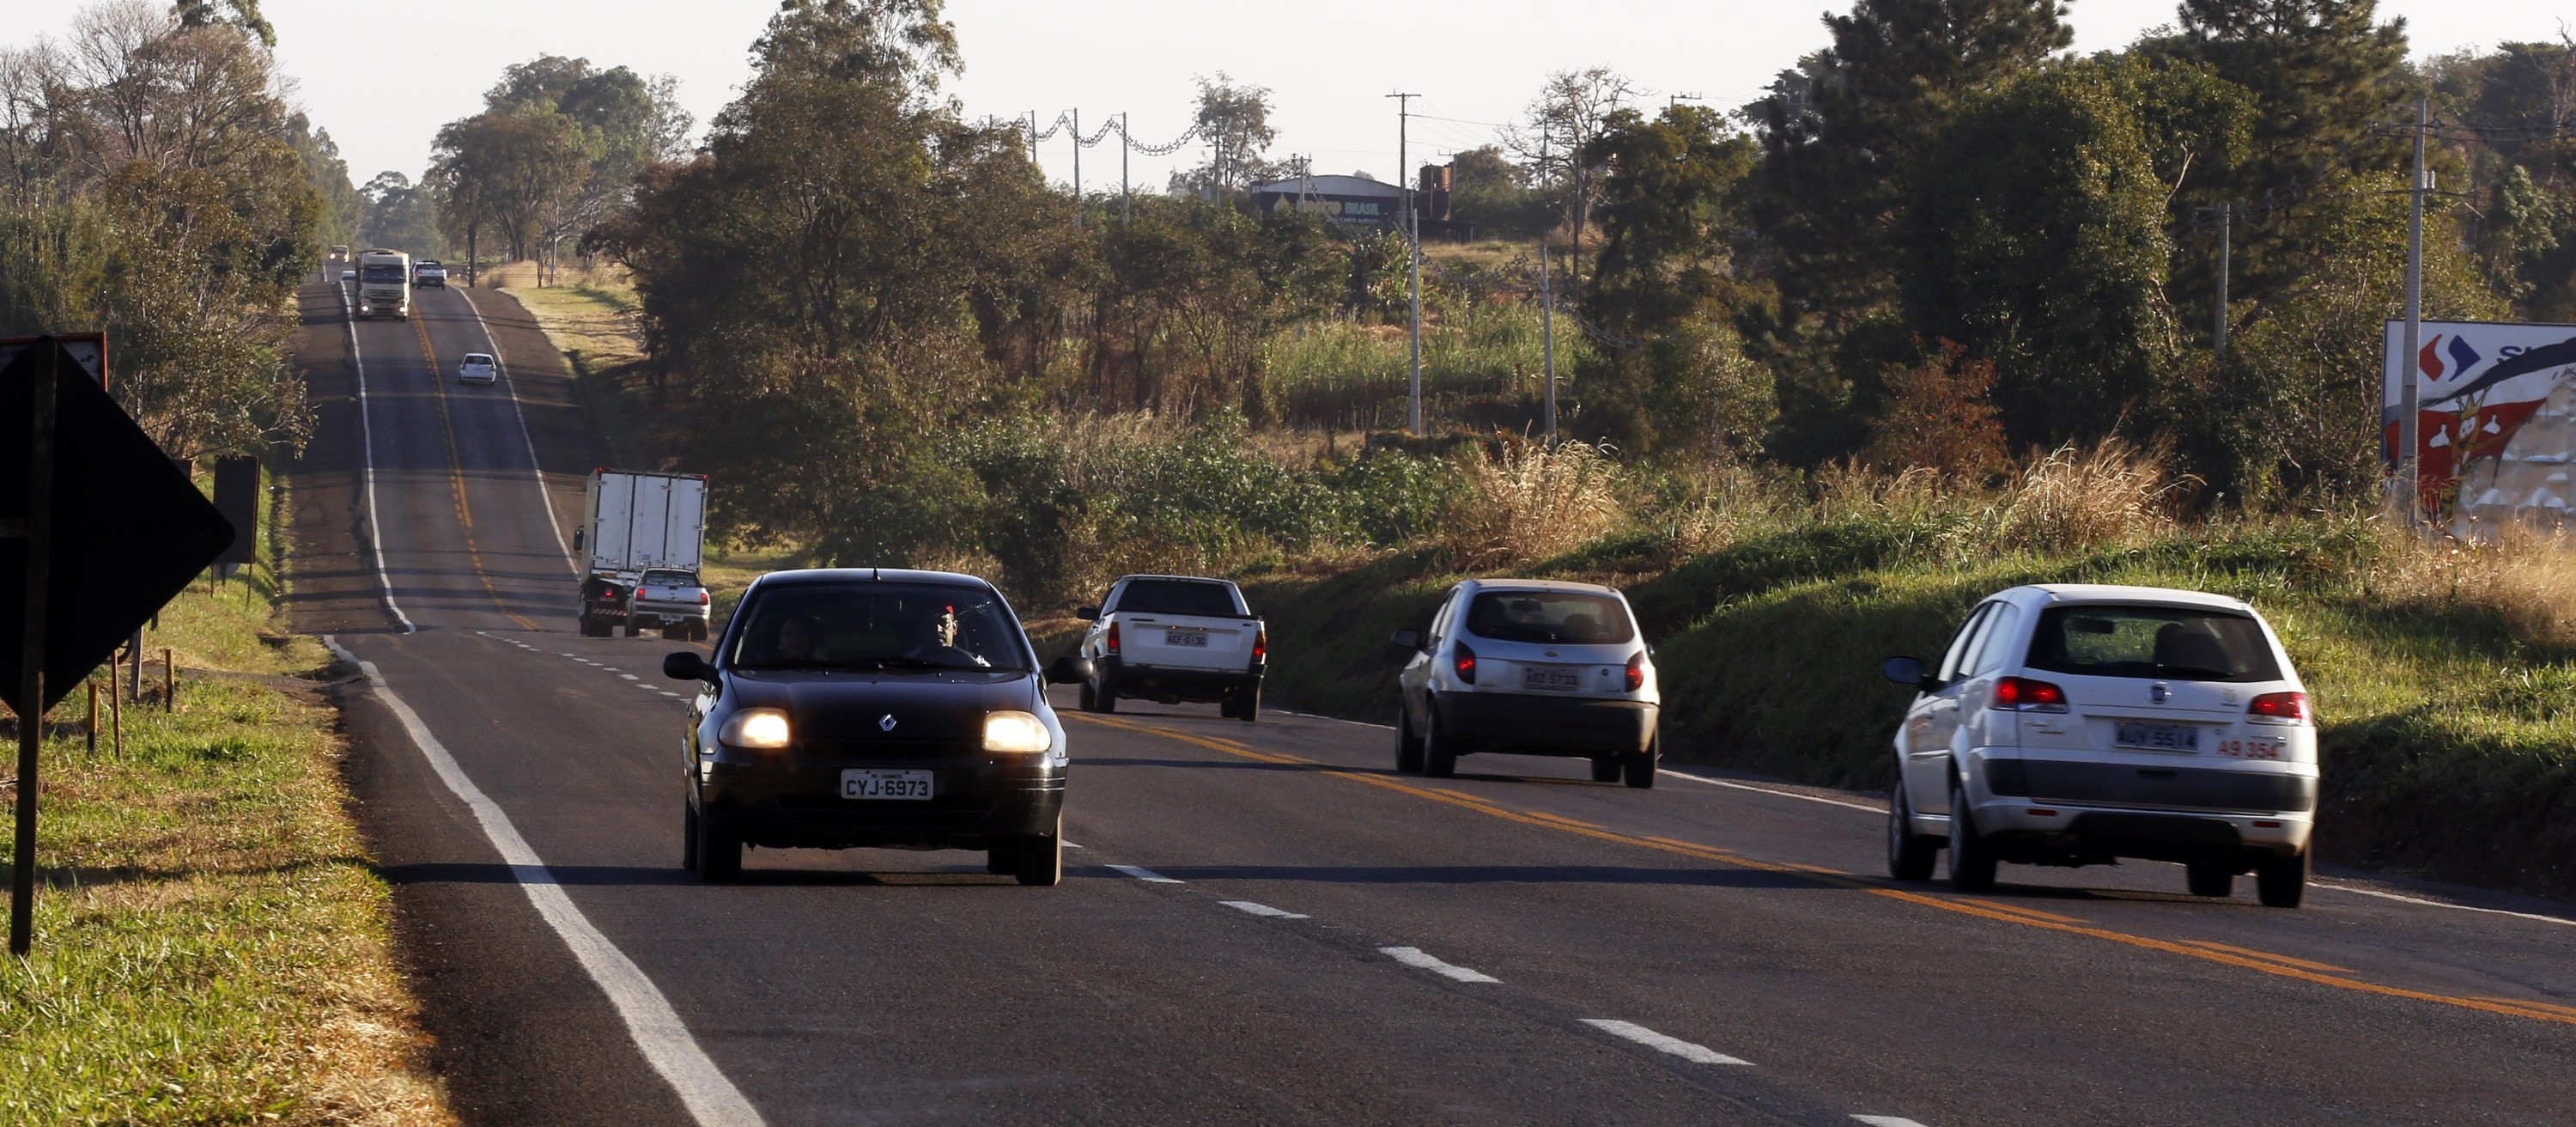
[878, 714, 898, 732]
[2148, 683, 2169, 704]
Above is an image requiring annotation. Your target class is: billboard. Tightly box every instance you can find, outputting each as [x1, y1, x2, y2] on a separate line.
[2383, 319, 2576, 534]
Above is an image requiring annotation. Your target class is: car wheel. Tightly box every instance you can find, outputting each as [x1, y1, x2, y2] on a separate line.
[1218, 692, 1240, 720]
[2186, 862, 2234, 899]
[2255, 850, 2308, 909]
[1093, 676, 1117, 715]
[1236, 683, 1261, 722]
[1590, 756, 1620, 783]
[1423, 704, 1459, 778]
[1078, 679, 1097, 712]
[1013, 815, 1064, 887]
[1395, 706, 1425, 773]
[1621, 735, 1658, 789]
[624, 619, 641, 637]
[682, 799, 701, 872]
[693, 620, 709, 643]
[696, 809, 741, 883]
[1887, 780, 1939, 882]
[1947, 779, 1997, 892]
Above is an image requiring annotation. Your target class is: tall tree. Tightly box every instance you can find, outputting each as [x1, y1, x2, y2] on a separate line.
[1504, 67, 1639, 289]
[1170, 73, 1280, 197]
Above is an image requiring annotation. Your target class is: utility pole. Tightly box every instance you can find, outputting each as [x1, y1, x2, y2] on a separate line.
[11, 340, 58, 956]
[1072, 108, 1082, 202]
[1121, 113, 1132, 224]
[1026, 111, 1038, 165]
[2214, 203, 2231, 358]
[2398, 95, 2427, 527]
[1539, 127, 1558, 444]
[1388, 91, 1422, 436]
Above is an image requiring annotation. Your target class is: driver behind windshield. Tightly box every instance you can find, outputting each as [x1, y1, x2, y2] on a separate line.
[732, 584, 1025, 672]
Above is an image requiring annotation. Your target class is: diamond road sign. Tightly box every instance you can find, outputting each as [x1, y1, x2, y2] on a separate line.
[0, 339, 234, 714]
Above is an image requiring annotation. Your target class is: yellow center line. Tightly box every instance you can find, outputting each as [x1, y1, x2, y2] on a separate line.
[2177, 940, 2351, 974]
[416, 314, 536, 631]
[1068, 711, 2576, 1029]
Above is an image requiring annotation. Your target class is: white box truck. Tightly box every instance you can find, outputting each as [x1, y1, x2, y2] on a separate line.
[575, 470, 708, 637]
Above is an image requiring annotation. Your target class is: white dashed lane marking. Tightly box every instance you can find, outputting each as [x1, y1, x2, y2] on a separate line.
[620, 673, 640, 679]
[1107, 864, 1182, 884]
[1580, 1019, 1750, 1065]
[1219, 900, 1310, 919]
[1851, 1118, 1931, 1126]
[1381, 947, 1500, 984]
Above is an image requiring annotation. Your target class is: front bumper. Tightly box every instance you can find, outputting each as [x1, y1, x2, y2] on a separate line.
[696, 750, 1066, 851]
[1437, 691, 1658, 757]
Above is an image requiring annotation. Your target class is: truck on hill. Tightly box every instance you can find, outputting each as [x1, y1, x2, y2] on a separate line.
[575, 470, 708, 638]
[355, 249, 410, 320]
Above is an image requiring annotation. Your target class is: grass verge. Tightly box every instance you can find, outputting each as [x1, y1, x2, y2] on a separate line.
[0, 467, 453, 1124]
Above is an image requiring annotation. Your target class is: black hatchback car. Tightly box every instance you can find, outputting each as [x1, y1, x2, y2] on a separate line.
[663, 569, 1088, 885]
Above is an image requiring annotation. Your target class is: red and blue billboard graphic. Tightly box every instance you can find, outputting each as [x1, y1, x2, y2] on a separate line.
[2383, 320, 2576, 515]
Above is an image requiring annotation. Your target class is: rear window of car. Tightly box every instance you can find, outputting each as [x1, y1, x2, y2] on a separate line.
[1462, 591, 1636, 645]
[1112, 580, 1241, 617]
[2024, 605, 2281, 683]
[641, 570, 697, 587]
[462, 354, 493, 365]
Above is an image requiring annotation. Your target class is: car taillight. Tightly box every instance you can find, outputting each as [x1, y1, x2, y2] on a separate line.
[1105, 620, 1121, 655]
[1253, 628, 1267, 663]
[1454, 642, 1477, 685]
[1993, 676, 2068, 713]
[698, 591, 710, 604]
[2247, 691, 2309, 724]
[1625, 650, 1645, 691]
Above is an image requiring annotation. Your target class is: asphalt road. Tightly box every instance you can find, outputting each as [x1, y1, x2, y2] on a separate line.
[285, 274, 2576, 1125]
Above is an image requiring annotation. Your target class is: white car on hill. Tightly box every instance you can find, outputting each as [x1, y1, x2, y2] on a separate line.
[1390, 578, 1662, 786]
[1880, 584, 2317, 907]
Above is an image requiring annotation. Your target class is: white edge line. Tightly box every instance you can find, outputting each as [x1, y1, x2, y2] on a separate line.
[338, 277, 414, 633]
[1579, 1019, 1751, 1065]
[323, 636, 762, 1125]
[1379, 946, 1500, 984]
[1218, 900, 1310, 920]
[1107, 863, 1182, 884]
[2312, 881, 2576, 928]
[1656, 770, 1884, 813]
[455, 287, 577, 576]
[1851, 1117, 1931, 1127]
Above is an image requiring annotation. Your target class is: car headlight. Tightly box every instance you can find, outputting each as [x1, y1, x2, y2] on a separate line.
[983, 710, 1051, 753]
[718, 707, 791, 750]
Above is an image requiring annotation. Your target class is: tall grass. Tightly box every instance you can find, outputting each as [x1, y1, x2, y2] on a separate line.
[1266, 304, 1590, 432]
[1443, 438, 1624, 567]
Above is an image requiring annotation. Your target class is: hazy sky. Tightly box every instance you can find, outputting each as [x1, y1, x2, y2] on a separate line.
[10, 1, 2572, 192]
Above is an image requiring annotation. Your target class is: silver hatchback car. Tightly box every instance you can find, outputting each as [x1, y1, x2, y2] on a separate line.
[1880, 584, 2318, 906]
[1391, 579, 1662, 786]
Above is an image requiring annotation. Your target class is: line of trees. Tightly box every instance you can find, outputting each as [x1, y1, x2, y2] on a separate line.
[0, 0, 327, 459]
[424, 55, 690, 279]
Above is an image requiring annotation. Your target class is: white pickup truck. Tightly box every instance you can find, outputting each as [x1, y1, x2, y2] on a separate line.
[630, 567, 710, 641]
[1073, 575, 1267, 721]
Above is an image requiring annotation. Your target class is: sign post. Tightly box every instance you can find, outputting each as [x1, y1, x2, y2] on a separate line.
[9, 342, 56, 956]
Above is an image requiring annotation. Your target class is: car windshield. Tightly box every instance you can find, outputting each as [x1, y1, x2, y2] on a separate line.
[1463, 591, 1636, 645]
[641, 570, 697, 587]
[728, 582, 1030, 673]
[1112, 579, 1239, 617]
[360, 265, 404, 283]
[2024, 605, 2281, 683]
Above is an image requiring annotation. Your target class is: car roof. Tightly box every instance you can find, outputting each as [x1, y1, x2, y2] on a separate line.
[1460, 577, 1622, 597]
[754, 568, 998, 590]
[2008, 584, 2253, 612]
[1114, 574, 1237, 587]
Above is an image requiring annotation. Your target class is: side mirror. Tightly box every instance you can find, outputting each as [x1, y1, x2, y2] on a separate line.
[1389, 629, 1423, 651]
[1882, 655, 1934, 691]
[1046, 654, 1095, 685]
[1074, 606, 1099, 621]
[664, 651, 715, 683]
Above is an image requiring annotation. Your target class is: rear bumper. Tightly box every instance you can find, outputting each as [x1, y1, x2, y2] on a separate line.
[1965, 751, 2316, 863]
[1436, 691, 1658, 756]
[631, 601, 710, 626]
[1097, 656, 1260, 702]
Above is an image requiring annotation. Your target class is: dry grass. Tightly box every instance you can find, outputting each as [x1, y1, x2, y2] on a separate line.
[1443, 437, 1623, 566]
[1991, 437, 2189, 553]
[2376, 525, 2576, 648]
